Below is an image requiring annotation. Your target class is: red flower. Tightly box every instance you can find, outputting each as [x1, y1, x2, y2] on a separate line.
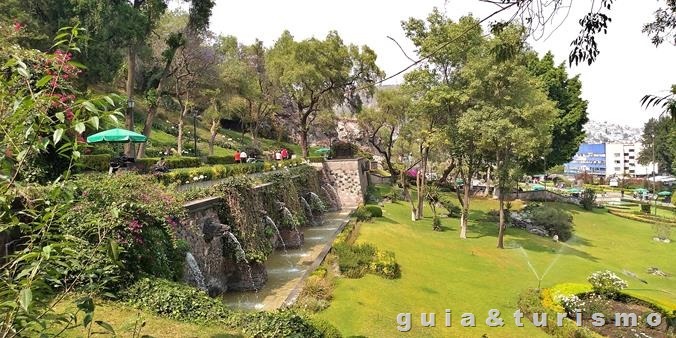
[13, 21, 22, 32]
[65, 108, 74, 122]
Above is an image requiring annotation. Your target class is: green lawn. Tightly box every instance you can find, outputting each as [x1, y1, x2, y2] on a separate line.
[52, 298, 242, 338]
[317, 197, 675, 338]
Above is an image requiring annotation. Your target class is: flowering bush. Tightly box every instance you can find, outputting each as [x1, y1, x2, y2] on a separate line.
[587, 270, 628, 297]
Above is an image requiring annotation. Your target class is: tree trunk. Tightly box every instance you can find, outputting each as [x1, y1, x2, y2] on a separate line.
[124, 46, 136, 157]
[483, 166, 492, 197]
[460, 180, 471, 239]
[416, 146, 429, 220]
[497, 190, 506, 249]
[177, 117, 184, 156]
[136, 104, 156, 158]
[401, 170, 416, 221]
[299, 129, 309, 158]
[209, 118, 218, 156]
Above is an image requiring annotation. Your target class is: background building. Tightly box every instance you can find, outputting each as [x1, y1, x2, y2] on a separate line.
[564, 143, 658, 178]
[564, 143, 607, 176]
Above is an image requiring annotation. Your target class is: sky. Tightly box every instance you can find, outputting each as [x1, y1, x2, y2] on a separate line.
[194, 0, 676, 127]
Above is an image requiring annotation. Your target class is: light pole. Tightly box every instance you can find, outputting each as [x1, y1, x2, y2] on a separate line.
[127, 98, 135, 157]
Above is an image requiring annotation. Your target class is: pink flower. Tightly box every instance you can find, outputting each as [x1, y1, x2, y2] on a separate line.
[65, 108, 74, 122]
[13, 21, 22, 32]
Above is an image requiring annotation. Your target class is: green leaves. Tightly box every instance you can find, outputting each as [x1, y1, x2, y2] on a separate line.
[95, 320, 116, 335]
[18, 288, 32, 313]
[53, 128, 64, 145]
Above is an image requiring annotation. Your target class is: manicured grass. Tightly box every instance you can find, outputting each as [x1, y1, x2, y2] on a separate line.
[52, 297, 242, 338]
[317, 195, 675, 338]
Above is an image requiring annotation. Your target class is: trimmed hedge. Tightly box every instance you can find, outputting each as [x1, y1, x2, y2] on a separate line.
[307, 156, 325, 163]
[136, 156, 201, 170]
[157, 158, 307, 185]
[206, 155, 237, 165]
[78, 154, 111, 172]
[364, 205, 383, 217]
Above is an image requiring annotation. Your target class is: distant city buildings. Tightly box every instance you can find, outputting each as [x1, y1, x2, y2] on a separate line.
[564, 142, 659, 178]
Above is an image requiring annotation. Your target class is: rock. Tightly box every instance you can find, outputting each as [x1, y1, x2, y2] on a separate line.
[647, 267, 668, 277]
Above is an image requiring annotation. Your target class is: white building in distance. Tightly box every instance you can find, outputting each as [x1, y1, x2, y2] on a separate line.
[604, 143, 658, 178]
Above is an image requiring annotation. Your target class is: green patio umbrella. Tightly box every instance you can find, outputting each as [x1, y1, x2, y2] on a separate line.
[657, 191, 672, 196]
[314, 147, 331, 154]
[567, 187, 582, 193]
[86, 128, 147, 143]
[634, 188, 649, 194]
[531, 184, 545, 191]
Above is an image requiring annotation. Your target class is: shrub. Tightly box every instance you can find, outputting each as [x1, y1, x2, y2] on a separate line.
[529, 207, 574, 241]
[439, 196, 461, 217]
[206, 155, 236, 165]
[333, 242, 376, 278]
[580, 188, 596, 210]
[364, 205, 382, 217]
[352, 206, 372, 222]
[78, 154, 111, 172]
[237, 309, 329, 338]
[364, 185, 380, 204]
[305, 317, 343, 338]
[370, 250, 401, 279]
[386, 185, 402, 202]
[432, 215, 442, 231]
[640, 203, 652, 214]
[67, 174, 186, 285]
[587, 270, 628, 298]
[307, 156, 325, 163]
[121, 277, 231, 324]
[241, 145, 262, 158]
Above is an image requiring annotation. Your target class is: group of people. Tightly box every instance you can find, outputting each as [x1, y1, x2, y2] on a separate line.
[274, 148, 289, 161]
[233, 148, 290, 163]
[233, 150, 249, 163]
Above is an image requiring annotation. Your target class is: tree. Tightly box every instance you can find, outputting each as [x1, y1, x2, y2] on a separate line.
[358, 87, 410, 176]
[401, 11, 485, 228]
[267, 30, 383, 157]
[638, 116, 676, 174]
[522, 51, 588, 174]
[462, 25, 557, 248]
[238, 40, 281, 144]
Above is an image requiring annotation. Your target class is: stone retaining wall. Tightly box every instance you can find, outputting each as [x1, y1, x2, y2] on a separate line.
[311, 158, 369, 208]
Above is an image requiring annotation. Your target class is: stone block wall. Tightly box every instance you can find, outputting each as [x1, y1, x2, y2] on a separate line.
[180, 197, 228, 295]
[312, 158, 369, 208]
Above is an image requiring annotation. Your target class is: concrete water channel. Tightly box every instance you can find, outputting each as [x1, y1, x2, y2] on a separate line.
[222, 209, 353, 310]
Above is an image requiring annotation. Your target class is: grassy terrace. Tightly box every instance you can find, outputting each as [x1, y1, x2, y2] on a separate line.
[318, 195, 675, 338]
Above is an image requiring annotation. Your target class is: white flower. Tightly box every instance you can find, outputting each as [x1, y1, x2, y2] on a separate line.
[185, 181, 189, 184]
[193, 176, 199, 181]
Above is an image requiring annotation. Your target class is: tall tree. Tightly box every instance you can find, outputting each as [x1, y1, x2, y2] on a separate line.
[267, 30, 383, 157]
[358, 87, 410, 176]
[638, 116, 676, 174]
[462, 25, 557, 248]
[522, 51, 588, 174]
[401, 11, 485, 228]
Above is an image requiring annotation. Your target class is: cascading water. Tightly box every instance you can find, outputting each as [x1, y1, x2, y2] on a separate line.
[300, 197, 313, 218]
[323, 184, 340, 208]
[226, 232, 257, 292]
[185, 252, 207, 291]
[321, 186, 336, 209]
[263, 215, 286, 251]
[308, 192, 326, 213]
[281, 207, 299, 230]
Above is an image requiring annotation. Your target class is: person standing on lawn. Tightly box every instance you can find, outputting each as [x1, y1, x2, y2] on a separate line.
[234, 150, 241, 164]
[281, 147, 288, 160]
[240, 150, 248, 163]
